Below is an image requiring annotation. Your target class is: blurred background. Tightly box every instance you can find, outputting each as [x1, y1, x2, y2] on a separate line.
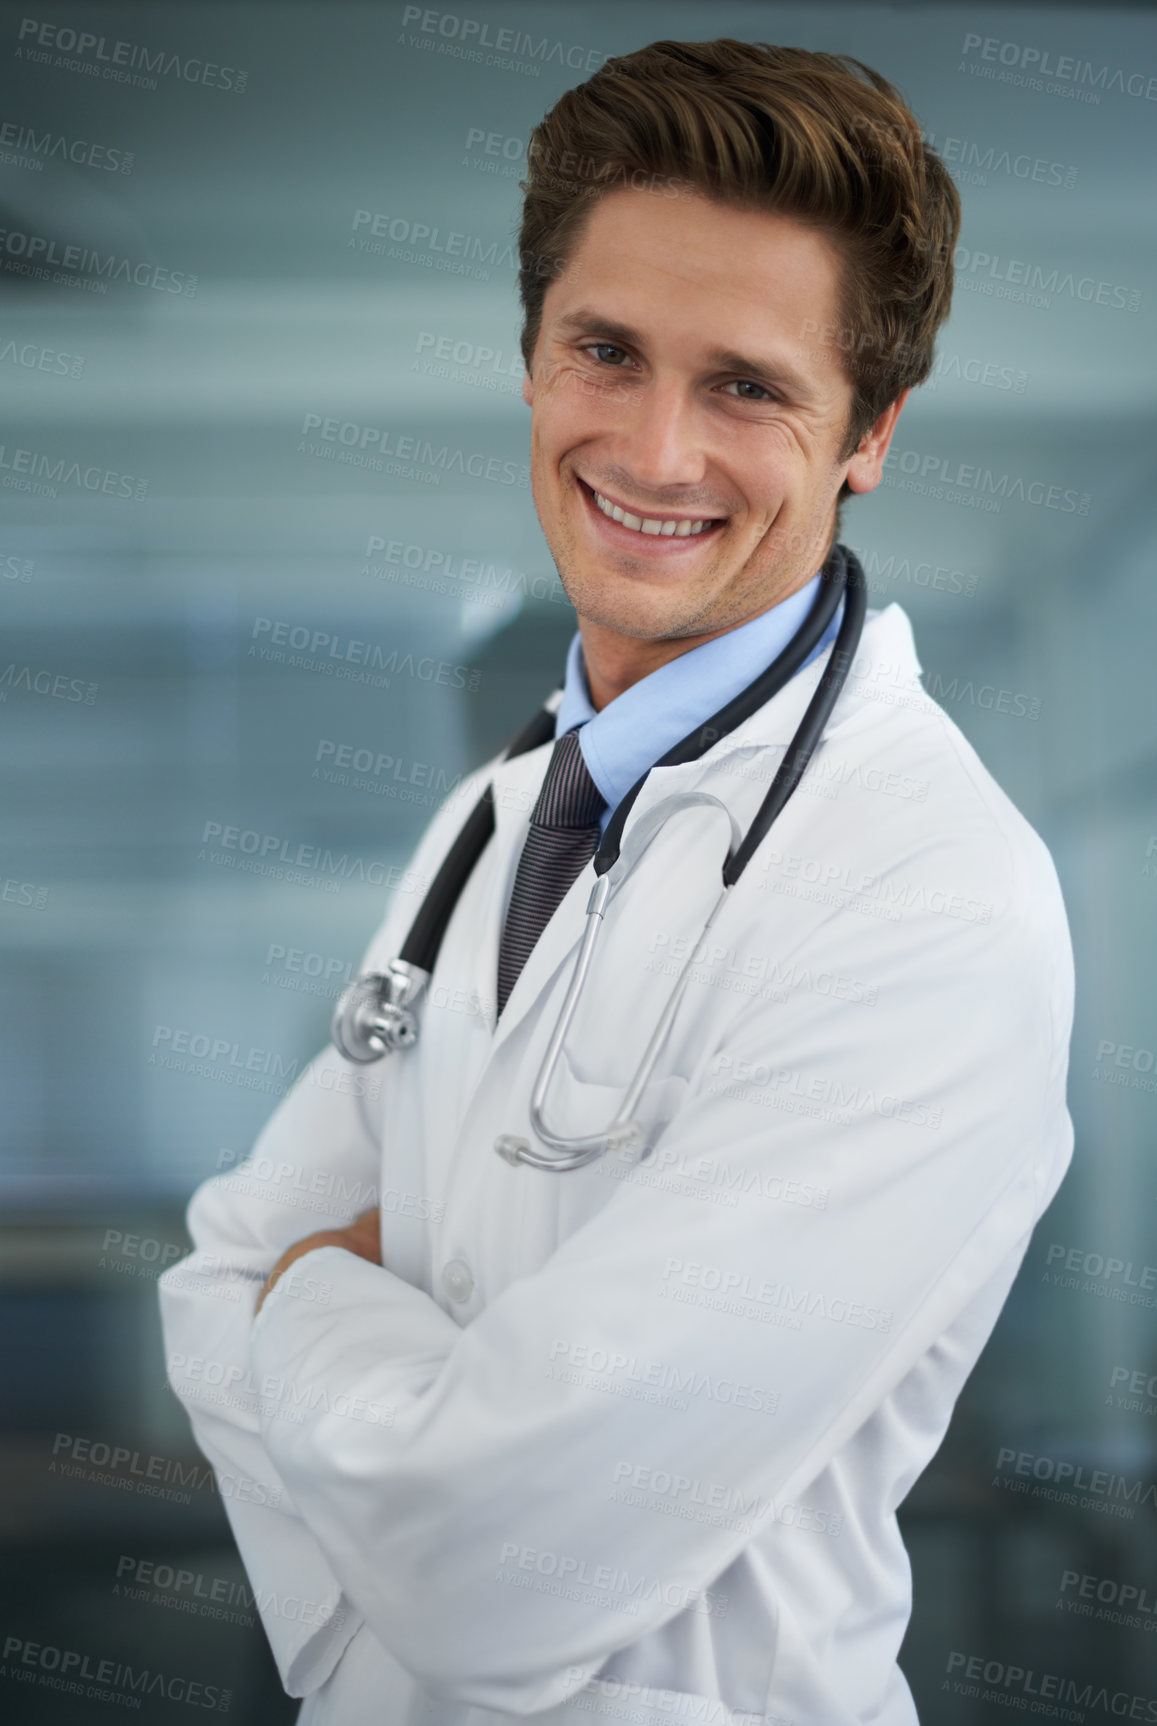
[1, 0, 1155, 1718]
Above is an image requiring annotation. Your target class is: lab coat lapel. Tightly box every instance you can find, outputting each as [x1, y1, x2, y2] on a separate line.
[474, 746, 774, 1067]
[483, 751, 725, 1060]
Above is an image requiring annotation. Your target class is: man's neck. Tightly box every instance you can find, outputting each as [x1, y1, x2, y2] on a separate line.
[577, 617, 734, 711]
[576, 567, 823, 710]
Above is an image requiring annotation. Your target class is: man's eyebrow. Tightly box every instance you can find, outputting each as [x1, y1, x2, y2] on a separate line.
[552, 309, 818, 398]
[554, 310, 642, 345]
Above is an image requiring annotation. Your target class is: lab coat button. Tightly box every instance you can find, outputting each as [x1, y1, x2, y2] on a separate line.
[441, 1258, 474, 1303]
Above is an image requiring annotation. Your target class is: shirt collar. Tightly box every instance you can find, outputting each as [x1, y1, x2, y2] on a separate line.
[554, 570, 841, 824]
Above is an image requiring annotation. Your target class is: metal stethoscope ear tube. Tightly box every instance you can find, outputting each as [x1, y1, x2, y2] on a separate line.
[493, 792, 742, 1171]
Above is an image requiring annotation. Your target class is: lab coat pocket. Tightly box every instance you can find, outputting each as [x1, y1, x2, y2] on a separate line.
[546, 1051, 692, 1237]
[553, 1046, 691, 1160]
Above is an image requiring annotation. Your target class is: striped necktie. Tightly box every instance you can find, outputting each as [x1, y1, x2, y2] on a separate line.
[496, 728, 607, 1017]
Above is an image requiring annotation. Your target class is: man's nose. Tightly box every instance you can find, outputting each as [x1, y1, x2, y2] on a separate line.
[611, 377, 706, 493]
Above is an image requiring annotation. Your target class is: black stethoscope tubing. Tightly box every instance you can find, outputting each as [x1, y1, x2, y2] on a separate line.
[398, 541, 865, 977]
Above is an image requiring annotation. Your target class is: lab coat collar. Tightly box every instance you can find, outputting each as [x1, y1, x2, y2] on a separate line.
[482, 602, 920, 1057]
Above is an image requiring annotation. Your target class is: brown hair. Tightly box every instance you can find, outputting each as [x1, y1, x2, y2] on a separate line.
[517, 39, 961, 477]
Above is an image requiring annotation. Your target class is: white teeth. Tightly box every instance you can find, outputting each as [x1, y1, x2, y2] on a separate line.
[592, 488, 716, 538]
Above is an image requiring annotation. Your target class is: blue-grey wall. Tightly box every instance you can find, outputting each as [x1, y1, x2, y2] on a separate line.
[1, 2, 1155, 1718]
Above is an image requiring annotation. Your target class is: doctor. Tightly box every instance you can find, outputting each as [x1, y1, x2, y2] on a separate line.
[160, 38, 1074, 1726]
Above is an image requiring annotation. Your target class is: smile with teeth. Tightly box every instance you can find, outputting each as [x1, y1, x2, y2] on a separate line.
[590, 486, 723, 538]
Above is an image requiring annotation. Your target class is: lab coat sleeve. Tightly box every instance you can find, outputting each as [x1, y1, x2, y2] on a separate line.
[157, 762, 498, 1695]
[156, 1049, 373, 1695]
[248, 824, 1075, 1716]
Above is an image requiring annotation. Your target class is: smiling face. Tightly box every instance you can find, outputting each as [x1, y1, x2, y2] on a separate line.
[522, 186, 907, 704]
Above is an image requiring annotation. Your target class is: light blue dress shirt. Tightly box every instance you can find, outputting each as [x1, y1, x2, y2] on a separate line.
[554, 569, 845, 835]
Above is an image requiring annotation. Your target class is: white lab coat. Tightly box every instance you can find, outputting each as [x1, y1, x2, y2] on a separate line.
[158, 601, 1074, 1726]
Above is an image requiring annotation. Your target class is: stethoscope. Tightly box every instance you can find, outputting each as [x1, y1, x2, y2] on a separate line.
[332, 543, 867, 1172]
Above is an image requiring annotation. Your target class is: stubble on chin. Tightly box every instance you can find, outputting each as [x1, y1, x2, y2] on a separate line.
[546, 501, 745, 644]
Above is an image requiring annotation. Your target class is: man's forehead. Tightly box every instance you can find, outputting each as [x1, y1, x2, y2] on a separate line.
[572, 185, 841, 271]
[550, 191, 846, 361]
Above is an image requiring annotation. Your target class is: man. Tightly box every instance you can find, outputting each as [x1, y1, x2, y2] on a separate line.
[160, 40, 1073, 1726]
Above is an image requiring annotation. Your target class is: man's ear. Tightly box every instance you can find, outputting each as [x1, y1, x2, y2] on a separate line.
[522, 368, 534, 408]
[844, 388, 910, 495]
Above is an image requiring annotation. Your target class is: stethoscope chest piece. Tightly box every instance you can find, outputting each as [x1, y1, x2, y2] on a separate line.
[332, 961, 429, 1063]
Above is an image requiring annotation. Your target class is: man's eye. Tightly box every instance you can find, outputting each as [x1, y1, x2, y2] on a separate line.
[584, 343, 628, 366]
[723, 379, 775, 401]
